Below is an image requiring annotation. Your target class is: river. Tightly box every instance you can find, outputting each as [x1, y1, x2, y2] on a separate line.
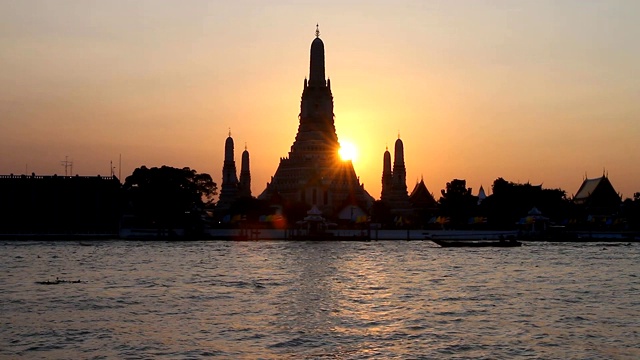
[1, 240, 639, 359]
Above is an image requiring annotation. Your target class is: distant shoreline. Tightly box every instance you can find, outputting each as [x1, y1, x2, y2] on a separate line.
[1, 229, 638, 242]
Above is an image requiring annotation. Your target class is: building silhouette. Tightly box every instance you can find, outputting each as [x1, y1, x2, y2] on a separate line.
[477, 185, 487, 205]
[258, 26, 373, 216]
[409, 177, 437, 210]
[0, 174, 121, 234]
[238, 144, 252, 199]
[573, 174, 621, 215]
[381, 137, 412, 215]
[381, 146, 392, 203]
[218, 132, 239, 209]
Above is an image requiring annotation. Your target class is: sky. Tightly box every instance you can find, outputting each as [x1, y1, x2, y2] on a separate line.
[1, 0, 639, 200]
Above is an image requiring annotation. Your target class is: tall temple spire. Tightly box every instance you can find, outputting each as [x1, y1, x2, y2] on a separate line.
[381, 147, 392, 202]
[238, 145, 252, 198]
[292, 25, 337, 156]
[383, 148, 392, 177]
[224, 131, 234, 162]
[309, 25, 326, 87]
[393, 137, 405, 171]
[218, 133, 239, 209]
[381, 137, 410, 213]
[258, 27, 373, 215]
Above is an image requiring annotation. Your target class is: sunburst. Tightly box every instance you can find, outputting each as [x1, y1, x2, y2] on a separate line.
[339, 141, 358, 162]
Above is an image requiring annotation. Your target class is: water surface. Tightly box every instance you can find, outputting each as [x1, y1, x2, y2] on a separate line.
[1, 241, 639, 359]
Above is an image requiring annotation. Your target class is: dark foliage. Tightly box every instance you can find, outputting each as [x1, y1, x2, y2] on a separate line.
[480, 178, 570, 228]
[122, 166, 217, 234]
[621, 194, 640, 230]
[439, 179, 478, 227]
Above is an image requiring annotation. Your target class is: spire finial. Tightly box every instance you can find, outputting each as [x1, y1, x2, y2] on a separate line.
[315, 23, 320, 38]
[398, 130, 401, 139]
[228, 127, 231, 137]
[245, 142, 247, 151]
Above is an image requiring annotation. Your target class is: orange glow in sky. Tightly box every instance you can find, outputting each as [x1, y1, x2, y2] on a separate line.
[1, 1, 639, 200]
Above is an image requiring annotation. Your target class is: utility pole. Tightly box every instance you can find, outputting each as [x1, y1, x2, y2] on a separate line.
[61, 156, 73, 177]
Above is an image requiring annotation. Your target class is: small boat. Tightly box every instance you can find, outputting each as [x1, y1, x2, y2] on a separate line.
[431, 239, 522, 248]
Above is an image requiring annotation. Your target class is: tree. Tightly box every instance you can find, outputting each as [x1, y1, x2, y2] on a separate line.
[481, 177, 569, 228]
[122, 166, 217, 236]
[621, 192, 640, 230]
[439, 179, 478, 228]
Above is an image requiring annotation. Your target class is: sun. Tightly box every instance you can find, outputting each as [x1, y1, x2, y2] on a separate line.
[339, 141, 358, 162]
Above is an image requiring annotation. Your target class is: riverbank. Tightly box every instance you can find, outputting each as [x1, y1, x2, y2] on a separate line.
[2, 229, 637, 242]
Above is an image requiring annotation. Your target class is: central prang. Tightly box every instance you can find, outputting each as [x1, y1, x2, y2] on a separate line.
[258, 27, 373, 218]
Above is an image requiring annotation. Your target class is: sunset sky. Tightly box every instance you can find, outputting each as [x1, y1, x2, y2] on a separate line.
[2, 1, 639, 200]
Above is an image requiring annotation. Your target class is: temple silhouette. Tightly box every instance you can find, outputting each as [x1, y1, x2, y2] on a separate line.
[0, 27, 638, 239]
[257, 26, 374, 217]
[381, 137, 412, 216]
[207, 27, 632, 234]
[217, 131, 252, 210]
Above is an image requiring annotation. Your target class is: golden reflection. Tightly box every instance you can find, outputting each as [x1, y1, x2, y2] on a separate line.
[330, 249, 401, 337]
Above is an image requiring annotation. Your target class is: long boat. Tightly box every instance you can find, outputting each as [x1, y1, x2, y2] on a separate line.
[431, 239, 522, 248]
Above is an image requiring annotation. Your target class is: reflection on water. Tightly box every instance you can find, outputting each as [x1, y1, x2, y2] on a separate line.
[1, 241, 639, 359]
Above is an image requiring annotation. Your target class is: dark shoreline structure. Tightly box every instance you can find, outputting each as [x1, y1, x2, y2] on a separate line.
[0, 165, 638, 243]
[0, 174, 121, 238]
[2, 169, 637, 242]
[1, 223, 638, 242]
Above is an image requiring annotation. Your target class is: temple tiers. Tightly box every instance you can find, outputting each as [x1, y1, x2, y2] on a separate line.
[381, 137, 412, 214]
[217, 132, 239, 209]
[259, 27, 373, 216]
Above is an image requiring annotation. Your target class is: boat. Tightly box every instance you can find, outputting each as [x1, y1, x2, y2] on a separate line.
[431, 238, 522, 247]
[422, 231, 519, 241]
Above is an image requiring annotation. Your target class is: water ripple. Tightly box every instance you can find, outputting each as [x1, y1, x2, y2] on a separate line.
[1, 241, 639, 359]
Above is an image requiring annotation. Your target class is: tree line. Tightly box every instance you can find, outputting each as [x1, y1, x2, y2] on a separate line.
[120, 167, 640, 233]
[5, 165, 635, 235]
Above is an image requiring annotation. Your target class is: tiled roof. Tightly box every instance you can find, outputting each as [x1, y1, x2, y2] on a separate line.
[410, 179, 436, 206]
[575, 177, 603, 200]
